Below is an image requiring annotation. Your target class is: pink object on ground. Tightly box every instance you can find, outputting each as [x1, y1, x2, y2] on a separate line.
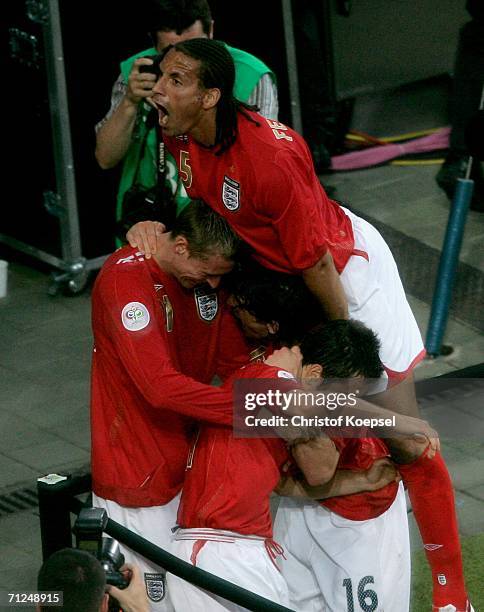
[330, 127, 450, 171]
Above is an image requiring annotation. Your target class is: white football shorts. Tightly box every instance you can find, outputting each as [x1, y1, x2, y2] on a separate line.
[341, 207, 425, 386]
[167, 528, 290, 611]
[274, 483, 411, 612]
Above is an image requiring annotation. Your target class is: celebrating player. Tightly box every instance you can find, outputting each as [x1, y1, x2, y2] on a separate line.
[91, 200, 300, 611]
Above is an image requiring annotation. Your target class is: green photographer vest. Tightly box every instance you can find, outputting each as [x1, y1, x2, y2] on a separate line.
[116, 43, 275, 226]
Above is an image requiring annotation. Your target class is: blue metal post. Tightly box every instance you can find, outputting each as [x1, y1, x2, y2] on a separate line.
[425, 178, 474, 356]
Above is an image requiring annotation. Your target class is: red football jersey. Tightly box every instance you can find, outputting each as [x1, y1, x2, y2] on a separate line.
[321, 437, 398, 520]
[91, 246, 252, 507]
[177, 363, 290, 538]
[164, 112, 355, 274]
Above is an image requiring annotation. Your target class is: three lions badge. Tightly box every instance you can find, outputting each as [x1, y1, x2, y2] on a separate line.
[194, 286, 218, 322]
[222, 176, 240, 211]
[144, 572, 166, 602]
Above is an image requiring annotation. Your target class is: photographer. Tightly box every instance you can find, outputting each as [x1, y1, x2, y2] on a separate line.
[37, 548, 149, 612]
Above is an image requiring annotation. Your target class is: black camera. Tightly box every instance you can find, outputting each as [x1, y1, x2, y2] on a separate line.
[118, 182, 176, 242]
[74, 508, 129, 589]
[138, 54, 162, 78]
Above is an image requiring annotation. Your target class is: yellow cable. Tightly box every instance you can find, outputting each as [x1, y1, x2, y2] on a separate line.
[346, 134, 372, 142]
[380, 128, 441, 142]
[390, 159, 445, 166]
[346, 127, 445, 143]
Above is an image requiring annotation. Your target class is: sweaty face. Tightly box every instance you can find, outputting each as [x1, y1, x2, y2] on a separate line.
[155, 20, 209, 51]
[151, 49, 205, 137]
[172, 252, 234, 290]
[228, 297, 272, 340]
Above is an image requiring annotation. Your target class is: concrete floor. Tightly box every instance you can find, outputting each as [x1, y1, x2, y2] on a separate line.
[1, 77, 484, 610]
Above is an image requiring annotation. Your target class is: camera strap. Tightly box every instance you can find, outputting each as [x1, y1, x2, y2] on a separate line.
[147, 106, 166, 187]
[131, 107, 165, 186]
[157, 138, 166, 183]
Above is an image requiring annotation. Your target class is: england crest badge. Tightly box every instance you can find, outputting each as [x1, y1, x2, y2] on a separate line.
[144, 572, 166, 602]
[194, 286, 218, 322]
[222, 175, 240, 211]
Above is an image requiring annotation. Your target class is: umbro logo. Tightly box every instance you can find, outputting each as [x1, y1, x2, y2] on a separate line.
[116, 251, 145, 265]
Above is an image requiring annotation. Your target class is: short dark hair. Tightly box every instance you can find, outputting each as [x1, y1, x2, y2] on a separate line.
[37, 548, 106, 612]
[148, 0, 212, 39]
[300, 320, 384, 379]
[229, 262, 324, 345]
[171, 38, 259, 153]
[171, 199, 240, 260]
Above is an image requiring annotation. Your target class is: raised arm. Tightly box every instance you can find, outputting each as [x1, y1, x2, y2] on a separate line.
[95, 58, 158, 169]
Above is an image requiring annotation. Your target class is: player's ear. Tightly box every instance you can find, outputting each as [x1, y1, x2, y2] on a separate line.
[202, 87, 221, 110]
[174, 235, 189, 256]
[302, 363, 323, 379]
[267, 321, 279, 335]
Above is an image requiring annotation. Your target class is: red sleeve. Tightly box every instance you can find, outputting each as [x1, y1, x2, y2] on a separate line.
[95, 266, 235, 426]
[260, 148, 329, 271]
[264, 438, 291, 472]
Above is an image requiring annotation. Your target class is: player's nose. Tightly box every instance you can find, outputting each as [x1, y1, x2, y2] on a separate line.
[152, 74, 166, 96]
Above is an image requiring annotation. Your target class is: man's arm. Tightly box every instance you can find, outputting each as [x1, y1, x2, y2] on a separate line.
[95, 267, 238, 425]
[95, 58, 157, 169]
[302, 251, 349, 320]
[95, 274, 301, 426]
[276, 458, 399, 499]
[95, 96, 139, 169]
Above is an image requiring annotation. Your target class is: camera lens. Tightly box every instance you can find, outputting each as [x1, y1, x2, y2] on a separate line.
[101, 538, 124, 568]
